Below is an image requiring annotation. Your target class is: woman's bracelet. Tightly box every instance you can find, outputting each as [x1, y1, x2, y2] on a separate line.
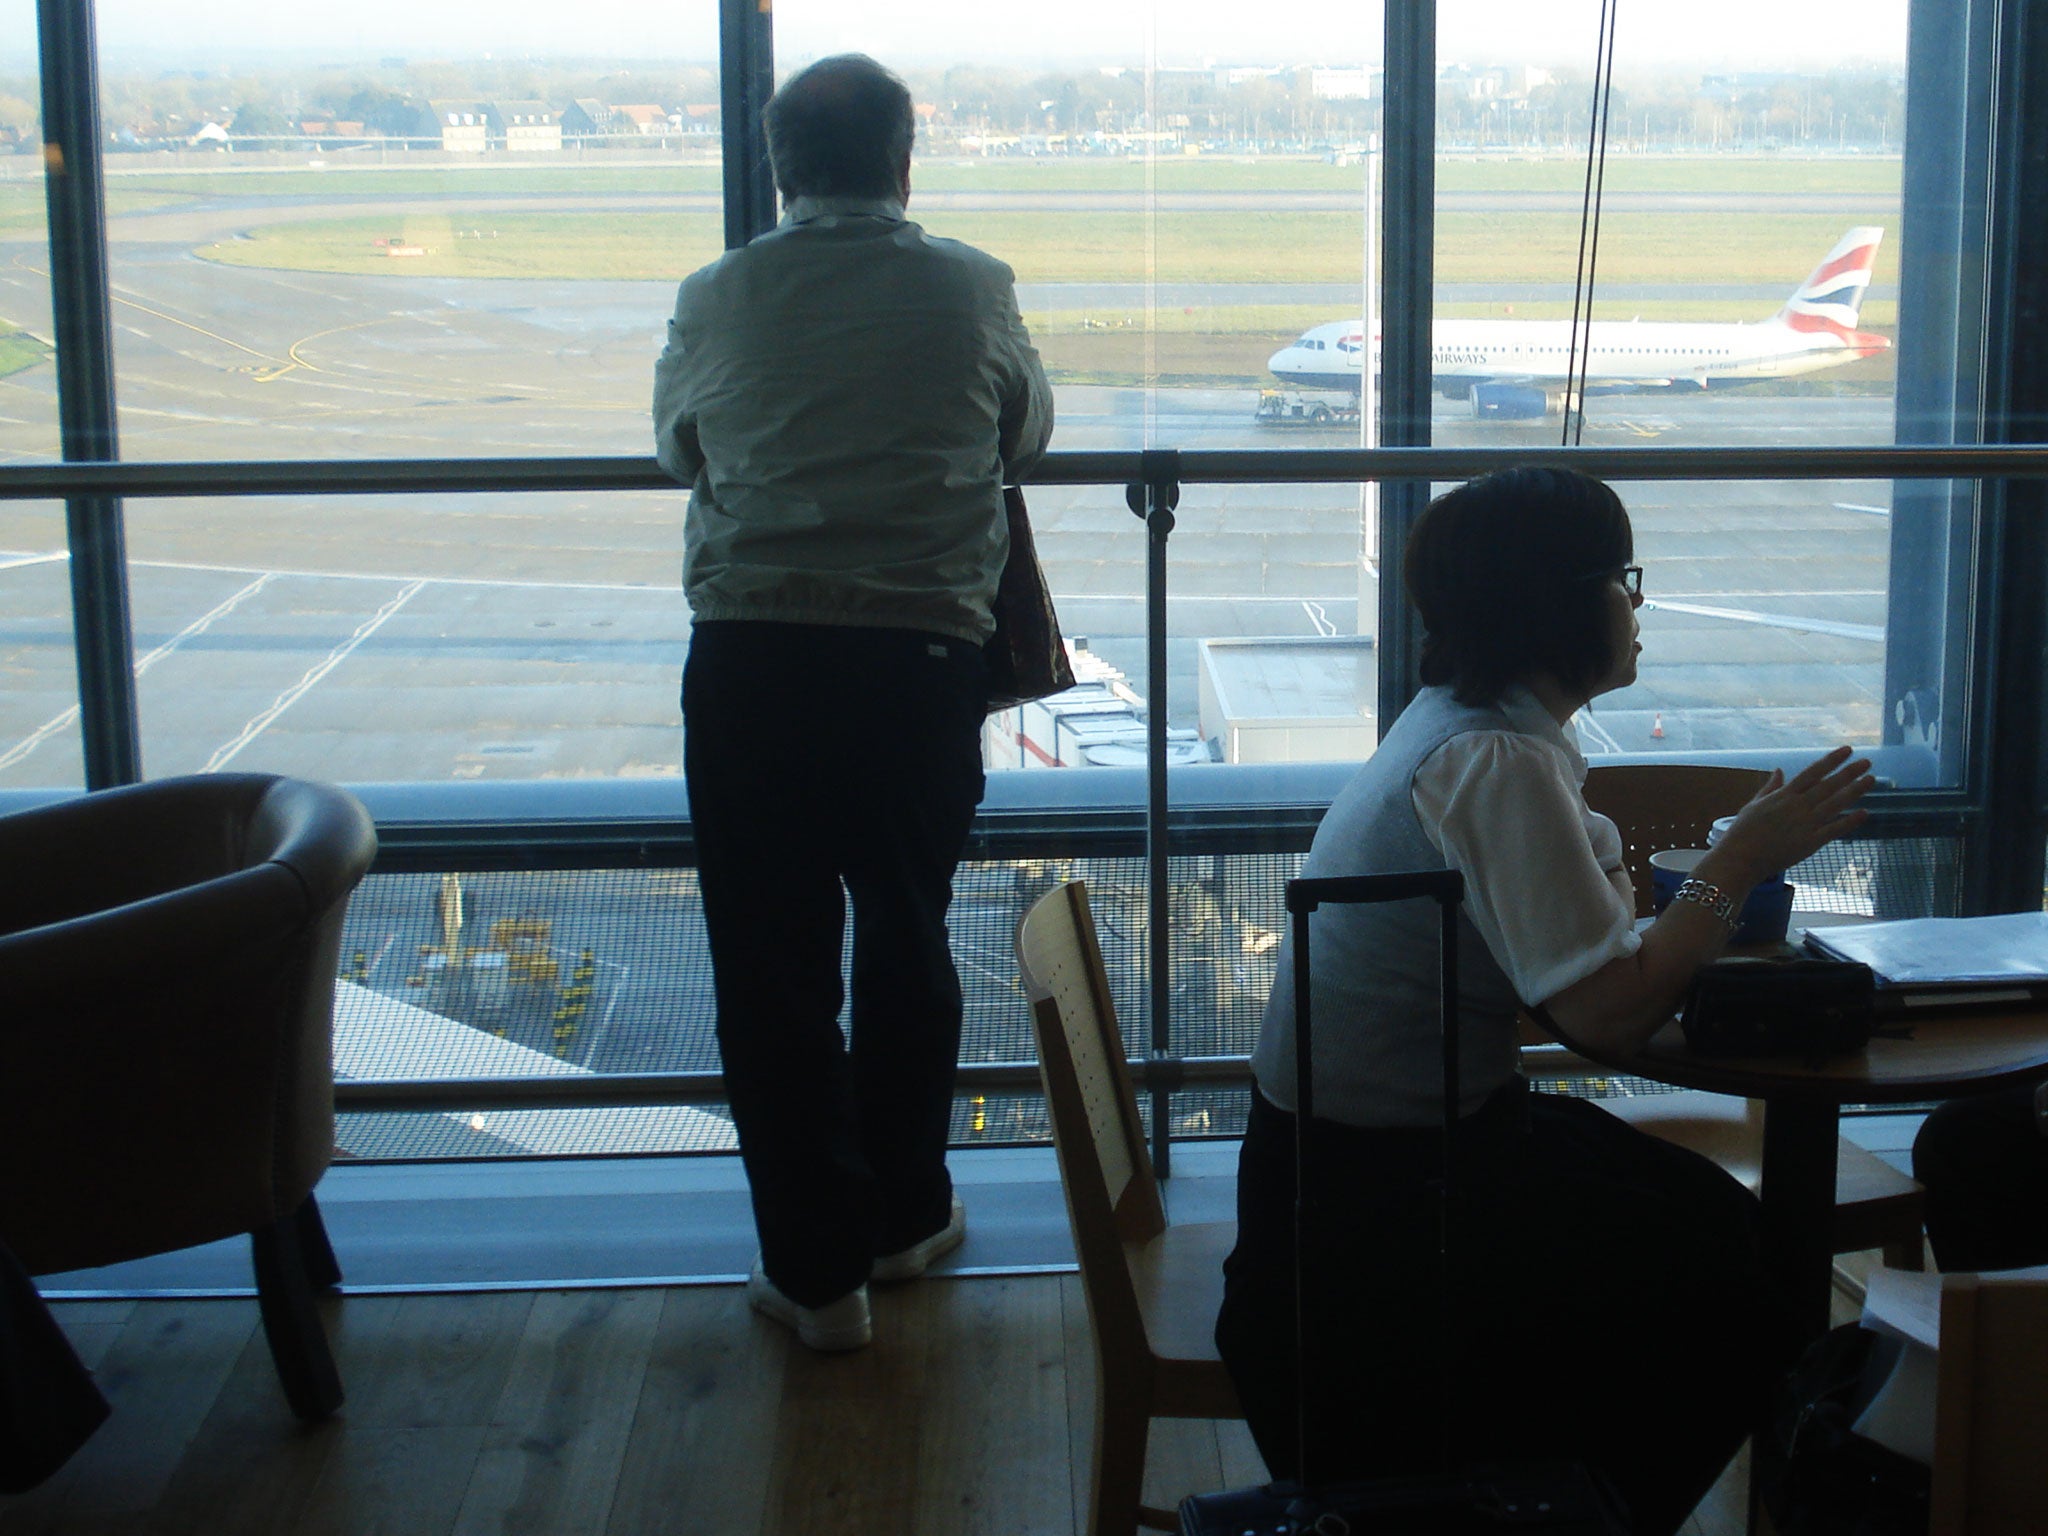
[1672, 877, 1740, 932]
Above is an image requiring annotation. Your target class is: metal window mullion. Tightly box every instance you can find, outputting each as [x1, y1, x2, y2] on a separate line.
[37, 0, 139, 788]
[718, 0, 776, 249]
[1127, 454, 1181, 1177]
[1375, 0, 1437, 732]
[1967, 0, 2048, 913]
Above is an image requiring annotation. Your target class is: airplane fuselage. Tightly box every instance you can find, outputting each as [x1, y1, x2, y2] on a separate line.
[1267, 317, 1891, 396]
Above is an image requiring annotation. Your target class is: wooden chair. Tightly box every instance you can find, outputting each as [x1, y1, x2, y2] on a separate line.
[1561, 762, 1926, 1269]
[1015, 880, 1243, 1536]
[1928, 1267, 2048, 1534]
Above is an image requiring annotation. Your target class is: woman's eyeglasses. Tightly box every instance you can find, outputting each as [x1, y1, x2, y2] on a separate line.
[1581, 565, 1644, 598]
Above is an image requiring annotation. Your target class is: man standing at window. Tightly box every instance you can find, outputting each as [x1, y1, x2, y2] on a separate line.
[653, 54, 1052, 1351]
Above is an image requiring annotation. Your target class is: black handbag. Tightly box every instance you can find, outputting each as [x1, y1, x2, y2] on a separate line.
[1179, 872, 1632, 1536]
[1759, 1322, 1930, 1536]
[983, 486, 1075, 712]
[1680, 957, 1878, 1064]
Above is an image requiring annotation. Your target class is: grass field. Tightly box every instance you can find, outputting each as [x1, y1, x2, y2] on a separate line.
[0, 183, 199, 240]
[103, 149, 1902, 199]
[0, 322, 50, 379]
[197, 208, 1900, 293]
[4, 153, 1905, 391]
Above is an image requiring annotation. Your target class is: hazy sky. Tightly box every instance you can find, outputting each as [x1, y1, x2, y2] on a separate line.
[47, 0, 1907, 73]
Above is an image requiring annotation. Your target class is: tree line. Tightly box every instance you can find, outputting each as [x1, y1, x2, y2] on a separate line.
[0, 58, 1905, 154]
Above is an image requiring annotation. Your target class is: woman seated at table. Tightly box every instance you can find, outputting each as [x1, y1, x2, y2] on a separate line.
[1215, 466, 1874, 1536]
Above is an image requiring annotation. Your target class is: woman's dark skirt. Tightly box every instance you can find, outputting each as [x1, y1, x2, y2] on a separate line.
[1215, 1080, 1802, 1536]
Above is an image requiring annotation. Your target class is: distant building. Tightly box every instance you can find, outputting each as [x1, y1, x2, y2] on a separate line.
[187, 121, 230, 150]
[560, 99, 614, 137]
[1311, 67, 1380, 101]
[613, 103, 671, 135]
[488, 101, 561, 153]
[429, 101, 488, 153]
[1438, 64, 1551, 102]
[678, 103, 719, 132]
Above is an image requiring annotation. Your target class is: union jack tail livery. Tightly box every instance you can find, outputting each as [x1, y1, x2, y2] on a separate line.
[1775, 225, 1887, 353]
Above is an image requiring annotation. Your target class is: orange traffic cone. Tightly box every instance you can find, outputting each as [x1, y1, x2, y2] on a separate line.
[1651, 712, 1665, 739]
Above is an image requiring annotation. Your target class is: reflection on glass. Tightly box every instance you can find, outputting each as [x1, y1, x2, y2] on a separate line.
[0, 504, 85, 789]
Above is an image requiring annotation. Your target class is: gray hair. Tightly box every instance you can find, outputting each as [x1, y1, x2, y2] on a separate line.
[764, 54, 914, 202]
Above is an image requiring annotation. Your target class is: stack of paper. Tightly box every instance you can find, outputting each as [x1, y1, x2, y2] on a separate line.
[1803, 911, 2048, 1005]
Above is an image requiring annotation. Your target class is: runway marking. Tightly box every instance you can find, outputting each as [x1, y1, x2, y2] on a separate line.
[0, 571, 276, 773]
[1301, 600, 1338, 637]
[128, 555, 674, 595]
[204, 578, 425, 772]
[1834, 502, 1891, 516]
[1574, 710, 1625, 754]
[0, 551, 66, 571]
[581, 959, 632, 1068]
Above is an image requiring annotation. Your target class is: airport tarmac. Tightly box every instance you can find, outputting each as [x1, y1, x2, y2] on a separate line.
[0, 207, 1912, 793]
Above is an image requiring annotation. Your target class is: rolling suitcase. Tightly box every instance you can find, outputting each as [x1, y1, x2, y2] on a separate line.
[1179, 870, 1631, 1535]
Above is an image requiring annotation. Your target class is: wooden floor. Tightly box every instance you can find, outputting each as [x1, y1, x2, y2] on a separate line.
[5, 1272, 1763, 1536]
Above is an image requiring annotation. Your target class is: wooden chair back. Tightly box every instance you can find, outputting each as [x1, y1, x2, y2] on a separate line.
[1930, 1267, 2048, 1534]
[1016, 880, 1166, 1348]
[1581, 762, 1769, 917]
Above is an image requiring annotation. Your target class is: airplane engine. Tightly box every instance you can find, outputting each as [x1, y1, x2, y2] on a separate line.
[1468, 382, 1553, 420]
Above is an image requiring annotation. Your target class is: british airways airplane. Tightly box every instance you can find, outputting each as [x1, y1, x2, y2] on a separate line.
[1266, 226, 1890, 419]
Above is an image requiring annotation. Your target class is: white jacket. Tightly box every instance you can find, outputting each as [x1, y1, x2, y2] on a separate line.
[653, 196, 1053, 645]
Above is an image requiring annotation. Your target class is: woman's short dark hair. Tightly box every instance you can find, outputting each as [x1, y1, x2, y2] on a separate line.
[764, 55, 915, 202]
[1404, 466, 1634, 705]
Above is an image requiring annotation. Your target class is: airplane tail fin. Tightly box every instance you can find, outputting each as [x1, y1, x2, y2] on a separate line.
[1775, 226, 1888, 352]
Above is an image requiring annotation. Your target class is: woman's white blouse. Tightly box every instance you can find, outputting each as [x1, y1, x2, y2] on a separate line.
[1409, 689, 1642, 1007]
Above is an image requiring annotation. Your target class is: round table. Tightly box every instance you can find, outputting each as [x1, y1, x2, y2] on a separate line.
[1608, 1008, 2048, 1339]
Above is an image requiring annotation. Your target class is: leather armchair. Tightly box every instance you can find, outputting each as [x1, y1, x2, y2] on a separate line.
[0, 774, 377, 1421]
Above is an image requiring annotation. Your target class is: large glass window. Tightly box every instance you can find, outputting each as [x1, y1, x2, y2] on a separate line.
[124, 489, 685, 780]
[0, 2, 54, 466]
[0, 503, 84, 789]
[79, 4, 725, 779]
[776, 1, 1384, 775]
[14, 0, 1989, 798]
[1416, 4, 1967, 786]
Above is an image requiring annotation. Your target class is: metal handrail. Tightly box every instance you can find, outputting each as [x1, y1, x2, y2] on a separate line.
[331, 1044, 1624, 1113]
[3, 442, 2048, 501]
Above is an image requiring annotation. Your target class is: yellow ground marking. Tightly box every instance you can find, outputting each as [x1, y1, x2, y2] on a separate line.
[12, 256, 398, 382]
[255, 319, 396, 382]
[16, 255, 287, 368]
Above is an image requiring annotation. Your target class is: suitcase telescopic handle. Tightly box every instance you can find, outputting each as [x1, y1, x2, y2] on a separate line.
[1284, 869, 1466, 1485]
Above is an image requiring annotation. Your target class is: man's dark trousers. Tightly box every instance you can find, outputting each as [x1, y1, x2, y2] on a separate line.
[684, 619, 987, 1308]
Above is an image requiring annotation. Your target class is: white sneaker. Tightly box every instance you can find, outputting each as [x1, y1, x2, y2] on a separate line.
[872, 1194, 967, 1283]
[747, 1262, 872, 1351]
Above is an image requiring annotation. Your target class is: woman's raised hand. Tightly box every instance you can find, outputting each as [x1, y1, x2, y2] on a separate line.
[1715, 745, 1875, 885]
